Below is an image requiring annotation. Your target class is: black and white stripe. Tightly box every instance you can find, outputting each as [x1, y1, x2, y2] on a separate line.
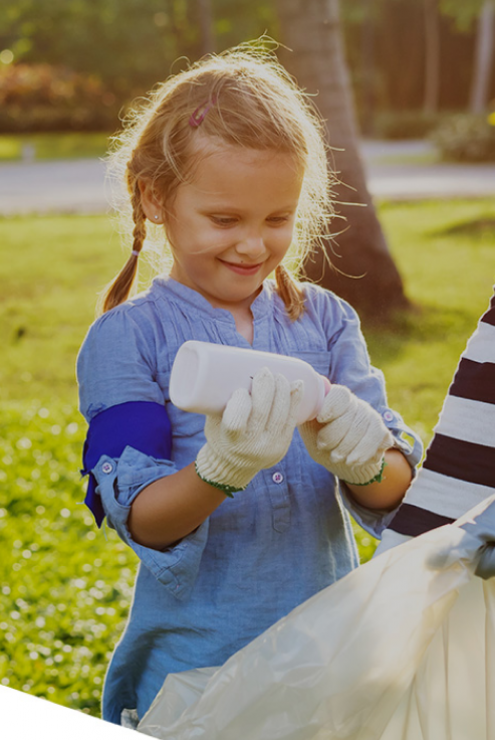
[388, 291, 495, 539]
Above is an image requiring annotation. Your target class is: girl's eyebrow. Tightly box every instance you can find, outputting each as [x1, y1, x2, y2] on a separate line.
[198, 203, 299, 215]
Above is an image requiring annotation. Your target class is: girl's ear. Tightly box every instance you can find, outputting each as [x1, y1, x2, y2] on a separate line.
[138, 180, 164, 224]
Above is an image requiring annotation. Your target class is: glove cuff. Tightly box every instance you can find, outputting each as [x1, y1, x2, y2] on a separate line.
[195, 444, 255, 494]
[335, 456, 387, 486]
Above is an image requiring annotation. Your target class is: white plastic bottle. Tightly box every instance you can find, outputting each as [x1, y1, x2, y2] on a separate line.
[169, 340, 331, 425]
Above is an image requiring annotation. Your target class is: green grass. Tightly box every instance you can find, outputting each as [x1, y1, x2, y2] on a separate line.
[368, 199, 495, 439]
[0, 133, 111, 163]
[0, 215, 122, 403]
[371, 152, 439, 166]
[1, 199, 495, 714]
[0, 401, 135, 714]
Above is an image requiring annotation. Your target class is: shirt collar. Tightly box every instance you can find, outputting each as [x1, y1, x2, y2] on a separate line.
[152, 275, 273, 321]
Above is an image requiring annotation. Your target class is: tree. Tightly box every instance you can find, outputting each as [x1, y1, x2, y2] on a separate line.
[198, 0, 216, 55]
[275, 0, 411, 320]
[470, 1, 495, 112]
[359, 0, 378, 135]
[423, 0, 441, 113]
[441, 0, 495, 112]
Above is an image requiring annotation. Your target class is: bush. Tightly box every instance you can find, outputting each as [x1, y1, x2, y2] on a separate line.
[0, 64, 121, 133]
[372, 110, 447, 140]
[430, 114, 495, 162]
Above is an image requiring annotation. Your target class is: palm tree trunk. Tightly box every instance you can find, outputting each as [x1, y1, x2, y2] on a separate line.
[470, 0, 495, 114]
[424, 0, 440, 114]
[275, 0, 410, 320]
[197, 0, 215, 55]
[360, 0, 376, 137]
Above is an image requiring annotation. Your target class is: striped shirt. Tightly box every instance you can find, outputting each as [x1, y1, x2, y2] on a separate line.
[376, 290, 495, 554]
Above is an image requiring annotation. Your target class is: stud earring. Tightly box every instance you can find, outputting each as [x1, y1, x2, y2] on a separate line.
[154, 215, 159, 221]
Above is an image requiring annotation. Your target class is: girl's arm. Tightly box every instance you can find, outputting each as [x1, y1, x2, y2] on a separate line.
[128, 465, 226, 550]
[130, 447, 412, 550]
[131, 367, 304, 550]
[345, 448, 413, 511]
[299, 384, 414, 512]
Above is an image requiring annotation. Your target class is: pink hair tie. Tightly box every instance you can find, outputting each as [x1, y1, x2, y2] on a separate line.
[189, 97, 217, 128]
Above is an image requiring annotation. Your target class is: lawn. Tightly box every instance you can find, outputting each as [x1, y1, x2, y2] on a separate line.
[0, 132, 111, 163]
[1, 199, 494, 713]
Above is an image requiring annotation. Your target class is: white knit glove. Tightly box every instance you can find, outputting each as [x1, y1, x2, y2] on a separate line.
[299, 384, 394, 485]
[195, 367, 303, 495]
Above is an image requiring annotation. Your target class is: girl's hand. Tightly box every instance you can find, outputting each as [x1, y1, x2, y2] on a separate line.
[195, 367, 303, 495]
[299, 384, 394, 486]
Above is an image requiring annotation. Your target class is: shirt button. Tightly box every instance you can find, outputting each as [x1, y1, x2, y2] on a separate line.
[272, 472, 284, 484]
[101, 462, 113, 474]
[383, 410, 394, 422]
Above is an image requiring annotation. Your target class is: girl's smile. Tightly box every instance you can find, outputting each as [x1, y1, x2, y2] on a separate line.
[142, 139, 304, 318]
[219, 260, 264, 276]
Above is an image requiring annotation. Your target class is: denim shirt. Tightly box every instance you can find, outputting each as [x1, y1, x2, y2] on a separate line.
[76, 277, 422, 724]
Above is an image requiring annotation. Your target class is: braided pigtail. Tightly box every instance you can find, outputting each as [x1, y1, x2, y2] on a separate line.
[275, 264, 306, 321]
[101, 179, 146, 314]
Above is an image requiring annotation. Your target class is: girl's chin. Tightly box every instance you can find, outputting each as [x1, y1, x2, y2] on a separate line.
[208, 283, 263, 310]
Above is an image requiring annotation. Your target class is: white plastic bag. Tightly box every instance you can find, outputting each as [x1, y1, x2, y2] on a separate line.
[138, 500, 495, 740]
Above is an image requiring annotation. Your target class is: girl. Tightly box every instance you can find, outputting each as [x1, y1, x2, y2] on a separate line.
[77, 47, 422, 726]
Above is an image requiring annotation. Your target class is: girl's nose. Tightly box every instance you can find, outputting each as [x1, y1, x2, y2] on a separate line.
[235, 234, 266, 260]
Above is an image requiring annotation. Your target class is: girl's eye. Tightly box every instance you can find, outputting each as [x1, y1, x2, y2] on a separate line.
[267, 216, 290, 225]
[210, 216, 237, 226]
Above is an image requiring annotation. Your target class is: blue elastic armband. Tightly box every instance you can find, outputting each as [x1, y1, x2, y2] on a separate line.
[81, 401, 172, 527]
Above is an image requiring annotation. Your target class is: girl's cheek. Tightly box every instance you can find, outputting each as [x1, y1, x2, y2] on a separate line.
[198, 233, 234, 254]
[208, 229, 237, 248]
[275, 226, 295, 250]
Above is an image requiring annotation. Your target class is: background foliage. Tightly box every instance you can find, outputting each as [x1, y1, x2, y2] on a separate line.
[432, 112, 495, 160]
[0, 64, 119, 132]
[0, 1, 276, 106]
[0, 0, 493, 134]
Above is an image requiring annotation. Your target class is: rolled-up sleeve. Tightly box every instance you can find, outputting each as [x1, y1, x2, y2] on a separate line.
[77, 306, 209, 599]
[92, 448, 209, 599]
[322, 295, 423, 537]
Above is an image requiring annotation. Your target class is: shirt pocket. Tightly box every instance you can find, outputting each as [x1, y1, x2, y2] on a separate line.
[290, 350, 332, 382]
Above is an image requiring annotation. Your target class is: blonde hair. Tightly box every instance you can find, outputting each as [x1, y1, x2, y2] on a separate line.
[103, 44, 334, 318]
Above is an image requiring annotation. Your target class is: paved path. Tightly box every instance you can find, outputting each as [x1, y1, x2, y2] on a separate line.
[1, 140, 494, 215]
[360, 140, 495, 200]
[365, 161, 495, 200]
[0, 158, 111, 215]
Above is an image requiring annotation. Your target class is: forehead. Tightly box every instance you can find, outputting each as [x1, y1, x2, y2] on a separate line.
[181, 137, 304, 207]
